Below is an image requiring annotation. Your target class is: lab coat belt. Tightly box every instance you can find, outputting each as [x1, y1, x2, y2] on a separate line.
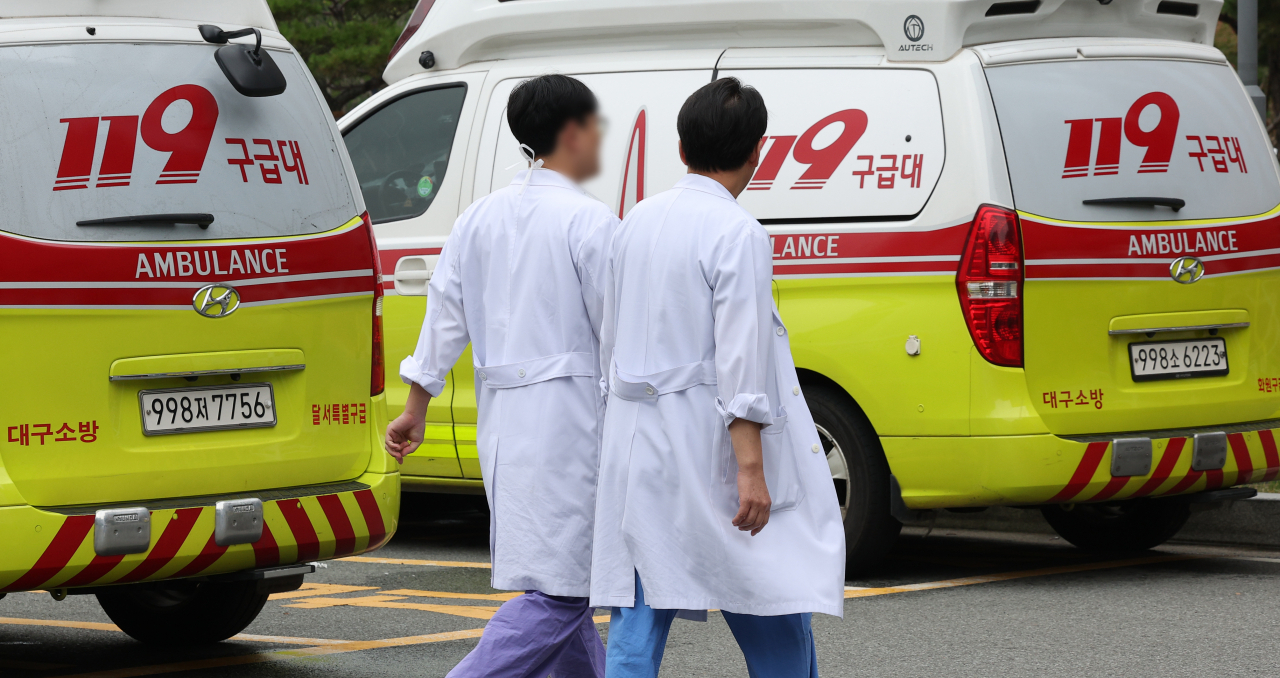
[477, 351, 595, 389]
[611, 360, 717, 402]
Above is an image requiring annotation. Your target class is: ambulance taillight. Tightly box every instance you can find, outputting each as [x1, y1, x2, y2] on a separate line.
[956, 205, 1023, 368]
[364, 211, 386, 396]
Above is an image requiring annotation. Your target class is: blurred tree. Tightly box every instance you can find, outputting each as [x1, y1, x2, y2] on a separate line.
[1219, 1, 1280, 140]
[270, 0, 417, 117]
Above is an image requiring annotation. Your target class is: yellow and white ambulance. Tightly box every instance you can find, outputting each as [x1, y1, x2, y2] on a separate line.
[344, 0, 1278, 571]
[0, 1, 397, 642]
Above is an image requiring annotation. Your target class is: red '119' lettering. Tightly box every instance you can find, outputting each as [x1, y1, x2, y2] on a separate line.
[50, 84, 220, 191]
[1060, 92, 1180, 178]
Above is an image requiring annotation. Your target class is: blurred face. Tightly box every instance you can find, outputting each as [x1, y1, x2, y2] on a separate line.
[552, 113, 602, 182]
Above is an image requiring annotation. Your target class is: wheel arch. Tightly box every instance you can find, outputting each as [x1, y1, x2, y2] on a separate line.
[797, 367, 881, 439]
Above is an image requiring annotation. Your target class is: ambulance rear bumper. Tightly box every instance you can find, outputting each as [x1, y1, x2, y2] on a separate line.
[0, 471, 398, 593]
[885, 421, 1280, 510]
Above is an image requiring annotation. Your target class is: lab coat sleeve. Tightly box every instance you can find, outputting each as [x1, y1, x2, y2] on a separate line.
[575, 209, 621, 343]
[399, 226, 470, 397]
[596, 242, 619, 401]
[710, 226, 775, 426]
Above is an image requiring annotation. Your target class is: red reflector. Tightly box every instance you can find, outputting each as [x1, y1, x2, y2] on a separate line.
[956, 205, 1023, 367]
[388, 0, 437, 63]
[363, 212, 386, 396]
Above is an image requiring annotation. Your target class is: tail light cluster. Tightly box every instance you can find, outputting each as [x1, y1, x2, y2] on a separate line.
[363, 212, 386, 396]
[956, 205, 1023, 367]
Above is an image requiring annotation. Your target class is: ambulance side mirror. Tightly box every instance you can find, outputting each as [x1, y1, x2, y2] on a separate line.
[199, 25, 288, 97]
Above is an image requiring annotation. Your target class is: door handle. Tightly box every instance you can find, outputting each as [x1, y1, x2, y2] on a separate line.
[393, 255, 439, 296]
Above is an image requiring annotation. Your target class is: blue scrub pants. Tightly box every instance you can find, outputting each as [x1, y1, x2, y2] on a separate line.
[606, 572, 819, 678]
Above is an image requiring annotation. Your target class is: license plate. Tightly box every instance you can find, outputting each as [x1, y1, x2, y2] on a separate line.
[1128, 338, 1228, 382]
[139, 384, 277, 435]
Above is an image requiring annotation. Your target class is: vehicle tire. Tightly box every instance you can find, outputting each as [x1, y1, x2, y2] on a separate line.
[1040, 500, 1190, 551]
[96, 580, 268, 645]
[805, 383, 902, 575]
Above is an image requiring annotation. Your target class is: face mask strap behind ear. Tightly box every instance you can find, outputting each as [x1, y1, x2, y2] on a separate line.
[504, 143, 544, 195]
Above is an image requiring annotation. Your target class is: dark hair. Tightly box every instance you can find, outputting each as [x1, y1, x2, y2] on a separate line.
[507, 74, 598, 157]
[677, 78, 767, 173]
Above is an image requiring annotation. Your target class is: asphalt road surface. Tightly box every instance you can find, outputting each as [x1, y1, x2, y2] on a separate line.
[3, 494, 1279, 677]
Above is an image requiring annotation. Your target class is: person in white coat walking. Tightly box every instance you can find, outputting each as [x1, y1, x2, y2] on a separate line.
[385, 74, 619, 678]
[591, 78, 846, 678]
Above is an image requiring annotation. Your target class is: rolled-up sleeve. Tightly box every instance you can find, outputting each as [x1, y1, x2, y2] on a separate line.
[710, 225, 775, 426]
[399, 228, 470, 397]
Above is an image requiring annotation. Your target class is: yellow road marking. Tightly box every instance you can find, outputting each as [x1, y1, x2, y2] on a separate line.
[18, 553, 1220, 677]
[282, 594, 501, 620]
[269, 583, 379, 600]
[0, 617, 344, 646]
[382, 589, 523, 601]
[338, 556, 492, 568]
[59, 629, 491, 678]
[0, 616, 119, 632]
[231, 633, 351, 646]
[844, 553, 1202, 598]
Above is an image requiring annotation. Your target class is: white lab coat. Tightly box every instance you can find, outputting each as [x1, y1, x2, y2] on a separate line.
[401, 169, 619, 596]
[590, 174, 846, 617]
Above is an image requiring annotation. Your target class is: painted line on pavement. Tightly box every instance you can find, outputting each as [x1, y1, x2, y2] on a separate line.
[12, 553, 1222, 677]
[58, 629, 491, 678]
[844, 553, 1203, 599]
[0, 616, 345, 647]
[338, 556, 492, 568]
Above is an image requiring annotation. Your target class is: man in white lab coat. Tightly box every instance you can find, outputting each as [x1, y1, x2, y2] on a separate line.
[592, 78, 846, 677]
[386, 74, 619, 678]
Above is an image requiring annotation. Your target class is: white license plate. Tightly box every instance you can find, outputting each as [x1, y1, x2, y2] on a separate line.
[1128, 338, 1229, 382]
[139, 384, 277, 435]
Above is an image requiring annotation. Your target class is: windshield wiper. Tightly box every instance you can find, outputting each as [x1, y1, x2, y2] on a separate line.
[77, 213, 215, 229]
[1082, 197, 1184, 212]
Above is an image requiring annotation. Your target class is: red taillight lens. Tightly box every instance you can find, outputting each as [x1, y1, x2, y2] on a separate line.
[388, 0, 437, 62]
[364, 212, 386, 396]
[956, 205, 1023, 367]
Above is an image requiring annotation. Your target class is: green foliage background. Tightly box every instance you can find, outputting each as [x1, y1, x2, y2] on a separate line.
[269, 0, 417, 118]
[1216, 2, 1280, 141]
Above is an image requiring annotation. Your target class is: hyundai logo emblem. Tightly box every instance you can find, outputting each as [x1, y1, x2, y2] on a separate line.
[193, 283, 241, 318]
[1169, 256, 1205, 284]
[904, 15, 925, 42]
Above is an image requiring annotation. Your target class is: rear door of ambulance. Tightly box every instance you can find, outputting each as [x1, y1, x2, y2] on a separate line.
[0, 36, 379, 507]
[982, 43, 1280, 438]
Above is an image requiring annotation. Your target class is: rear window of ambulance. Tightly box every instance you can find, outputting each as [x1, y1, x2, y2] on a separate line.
[985, 58, 1280, 222]
[0, 42, 358, 242]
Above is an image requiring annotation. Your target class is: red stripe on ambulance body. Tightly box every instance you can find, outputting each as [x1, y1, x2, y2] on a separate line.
[172, 532, 229, 579]
[354, 489, 388, 550]
[117, 507, 201, 583]
[277, 500, 321, 562]
[0, 218, 376, 307]
[1131, 437, 1186, 498]
[1047, 442, 1109, 503]
[1227, 433, 1254, 484]
[253, 521, 281, 568]
[317, 494, 357, 558]
[60, 554, 126, 588]
[1259, 430, 1280, 482]
[1022, 212, 1280, 280]
[3, 515, 95, 592]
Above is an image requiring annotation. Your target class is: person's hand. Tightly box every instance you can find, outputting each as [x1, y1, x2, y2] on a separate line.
[732, 465, 771, 536]
[385, 412, 425, 464]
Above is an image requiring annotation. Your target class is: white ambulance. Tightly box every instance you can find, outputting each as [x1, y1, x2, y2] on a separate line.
[343, 0, 1280, 571]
